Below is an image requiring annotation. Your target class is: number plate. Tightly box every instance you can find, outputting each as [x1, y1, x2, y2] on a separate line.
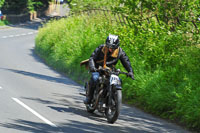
[110, 74, 120, 85]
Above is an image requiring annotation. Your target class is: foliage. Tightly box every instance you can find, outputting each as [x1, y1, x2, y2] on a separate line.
[113, 0, 200, 22]
[2, 0, 28, 14]
[0, 0, 5, 8]
[69, 0, 117, 11]
[35, 12, 200, 130]
[70, 0, 200, 25]
[35, 0, 200, 131]
[2, 0, 52, 14]
[0, 20, 9, 26]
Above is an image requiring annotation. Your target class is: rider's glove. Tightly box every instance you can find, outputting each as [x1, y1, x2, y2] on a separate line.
[128, 72, 135, 80]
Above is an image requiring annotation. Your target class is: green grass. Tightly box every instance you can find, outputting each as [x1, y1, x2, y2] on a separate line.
[35, 14, 200, 131]
[0, 20, 9, 26]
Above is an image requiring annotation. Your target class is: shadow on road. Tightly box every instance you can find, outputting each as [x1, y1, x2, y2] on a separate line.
[3, 93, 187, 133]
[0, 106, 186, 133]
[0, 118, 133, 133]
[21, 95, 105, 123]
[0, 68, 76, 86]
[30, 48, 44, 64]
[0, 120, 60, 133]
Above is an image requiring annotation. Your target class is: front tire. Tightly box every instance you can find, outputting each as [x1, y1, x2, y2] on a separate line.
[105, 90, 122, 124]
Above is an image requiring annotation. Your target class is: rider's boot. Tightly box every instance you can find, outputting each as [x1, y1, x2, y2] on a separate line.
[84, 81, 94, 104]
[84, 97, 92, 104]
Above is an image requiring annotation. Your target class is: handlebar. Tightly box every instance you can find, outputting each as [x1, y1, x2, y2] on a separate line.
[97, 67, 129, 77]
[95, 67, 134, 80]
[119, 71, 129, 76]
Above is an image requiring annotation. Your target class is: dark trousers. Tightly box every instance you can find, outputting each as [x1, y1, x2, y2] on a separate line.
[88, 72, 100, 99]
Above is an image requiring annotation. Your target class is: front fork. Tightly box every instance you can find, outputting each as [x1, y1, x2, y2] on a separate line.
[108, 85, 122, 107]
[108, 85, 112, 106]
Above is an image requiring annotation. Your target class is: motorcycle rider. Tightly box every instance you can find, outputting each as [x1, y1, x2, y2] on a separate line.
[84, 34, 135, 104]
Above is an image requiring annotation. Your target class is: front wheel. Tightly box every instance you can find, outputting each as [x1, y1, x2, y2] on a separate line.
[105, 90, 122, 124]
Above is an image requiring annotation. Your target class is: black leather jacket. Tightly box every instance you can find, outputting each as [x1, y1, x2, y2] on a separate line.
[89, 44, 133, 73]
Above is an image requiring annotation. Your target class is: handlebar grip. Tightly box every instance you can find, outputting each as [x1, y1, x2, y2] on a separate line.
[119, 71, 129, 76]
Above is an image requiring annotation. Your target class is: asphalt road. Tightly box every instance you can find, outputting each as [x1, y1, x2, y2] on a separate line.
[0, 19, 191, 133]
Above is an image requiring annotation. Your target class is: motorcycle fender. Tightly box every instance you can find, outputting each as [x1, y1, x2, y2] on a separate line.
[114, 85, 122, 90]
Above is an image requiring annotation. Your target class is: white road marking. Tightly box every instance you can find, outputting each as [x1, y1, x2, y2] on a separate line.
[8, 35, 14, 37]
[0, 86, 2, 89]
[1, 31, 38, 39]
[2, 36, 7, 38]
[28, 32, 33, 35]
[12, 98, 57, 127]
[21, 33, 26, 36]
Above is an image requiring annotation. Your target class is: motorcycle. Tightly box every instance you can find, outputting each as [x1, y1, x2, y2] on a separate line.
[83, 67, 129, 124]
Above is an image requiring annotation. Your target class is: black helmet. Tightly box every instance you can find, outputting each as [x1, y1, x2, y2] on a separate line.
[106, 34, 120, 49]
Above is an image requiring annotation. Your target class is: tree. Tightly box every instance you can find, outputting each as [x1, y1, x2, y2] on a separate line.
[0, 0, 5, 8]
[2, 0, 52, 14]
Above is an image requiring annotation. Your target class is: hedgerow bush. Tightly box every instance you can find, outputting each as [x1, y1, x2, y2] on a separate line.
[116, 20, 200, 129]
[0, 20, 9, 26]
[35, 14, 200, 130]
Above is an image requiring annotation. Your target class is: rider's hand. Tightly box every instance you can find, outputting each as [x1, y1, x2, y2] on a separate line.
[128, 72, 135, 80]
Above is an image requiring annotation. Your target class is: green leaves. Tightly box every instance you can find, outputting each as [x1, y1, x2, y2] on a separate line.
[0, 0, 5, 8]
[2, 0, 51, 14]
[70, 0, 116, 12]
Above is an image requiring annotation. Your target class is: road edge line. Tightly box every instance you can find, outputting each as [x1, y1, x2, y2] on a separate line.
[12, 97, 57, 127]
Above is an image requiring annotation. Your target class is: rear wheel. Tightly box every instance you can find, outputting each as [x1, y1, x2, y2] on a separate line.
[105, 90, 122, 123]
